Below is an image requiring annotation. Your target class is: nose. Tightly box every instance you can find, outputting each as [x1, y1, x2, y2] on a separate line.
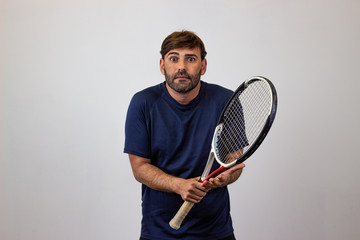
[176, 58, 186, 71]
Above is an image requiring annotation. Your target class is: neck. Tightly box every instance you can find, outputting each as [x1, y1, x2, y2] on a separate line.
[165, 82, 201, 105]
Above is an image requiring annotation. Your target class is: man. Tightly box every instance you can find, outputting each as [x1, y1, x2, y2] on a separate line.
[124, 30, 245, 240]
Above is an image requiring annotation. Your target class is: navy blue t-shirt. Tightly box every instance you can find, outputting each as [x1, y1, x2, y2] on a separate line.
[124, 81, 234, 240]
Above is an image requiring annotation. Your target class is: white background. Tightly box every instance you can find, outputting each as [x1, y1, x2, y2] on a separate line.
[1, 0, 360, 239]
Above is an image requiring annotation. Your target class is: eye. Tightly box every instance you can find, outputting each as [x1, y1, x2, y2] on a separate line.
[187, 57, 196, 62]
[169, 56, 178, 62]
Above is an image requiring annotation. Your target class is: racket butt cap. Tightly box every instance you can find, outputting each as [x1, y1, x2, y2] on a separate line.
[169, 201, 195, 230]
[169, 220, 180, 230]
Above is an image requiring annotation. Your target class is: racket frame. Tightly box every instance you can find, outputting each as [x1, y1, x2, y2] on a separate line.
[202, 76, 277, 180]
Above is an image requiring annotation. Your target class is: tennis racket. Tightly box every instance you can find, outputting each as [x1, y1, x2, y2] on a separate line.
[169, 76, 278, 230]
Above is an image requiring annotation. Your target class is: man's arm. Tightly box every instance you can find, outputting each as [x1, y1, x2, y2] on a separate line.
[128, 154, 209, 203]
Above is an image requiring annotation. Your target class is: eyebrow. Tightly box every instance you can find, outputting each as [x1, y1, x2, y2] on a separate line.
[167, 52, 199, 58]
[167, 51, 180, 56]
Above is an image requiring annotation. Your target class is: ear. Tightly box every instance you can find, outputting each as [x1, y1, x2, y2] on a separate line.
[201, 58, 207, 75]
[160, 58, 165, 75]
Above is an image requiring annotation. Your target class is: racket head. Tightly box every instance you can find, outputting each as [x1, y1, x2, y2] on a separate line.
[212, 76, 277, 168]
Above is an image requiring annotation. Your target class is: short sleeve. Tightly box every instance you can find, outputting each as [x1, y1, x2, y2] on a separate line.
[124, 93, 151, 158]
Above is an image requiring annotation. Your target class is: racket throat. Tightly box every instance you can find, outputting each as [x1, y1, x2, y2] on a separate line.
[201, 166, 228, 182]
[200, 151, 216, 181]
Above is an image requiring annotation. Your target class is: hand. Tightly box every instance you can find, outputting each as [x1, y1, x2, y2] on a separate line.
[176, 177, 209, 203]
[202, 163, 245, 190]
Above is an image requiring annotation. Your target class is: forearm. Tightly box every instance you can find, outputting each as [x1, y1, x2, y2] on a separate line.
[129, 154, 208, 203]
[132, 159, 182, 194]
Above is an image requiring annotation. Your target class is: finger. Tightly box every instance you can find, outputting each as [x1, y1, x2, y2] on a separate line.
[209, 177, 223, 184]
[231, 163, 245, 171]
[201, 181, 215, 190]
[195, 182, 209, 192]
[185, 196, 201, 203]
[208, 178, 223, 188]
[191, 185, 208, 196]
[201, 180, 210, 187]
[224, 163, 245, 175]
[232, 163, 246, 170]
[187, 191, 207, 203]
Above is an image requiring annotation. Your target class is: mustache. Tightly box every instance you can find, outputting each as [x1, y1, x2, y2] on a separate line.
[174, 70, 191, 79]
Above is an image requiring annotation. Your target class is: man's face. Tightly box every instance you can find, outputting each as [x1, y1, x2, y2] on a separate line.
[160, 47, 207, 94]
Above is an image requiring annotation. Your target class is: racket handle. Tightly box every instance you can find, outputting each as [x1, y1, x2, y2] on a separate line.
[169, 201, 195, 230]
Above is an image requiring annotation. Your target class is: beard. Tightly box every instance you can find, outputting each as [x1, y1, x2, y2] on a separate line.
[164, 69, 201, 94]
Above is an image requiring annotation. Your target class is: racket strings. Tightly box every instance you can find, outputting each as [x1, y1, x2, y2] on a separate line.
[216, 81, 272, 164]
[241, 83, 270, 138]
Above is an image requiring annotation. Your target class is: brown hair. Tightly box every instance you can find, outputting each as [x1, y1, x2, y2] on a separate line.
[160, 30, 207, 60]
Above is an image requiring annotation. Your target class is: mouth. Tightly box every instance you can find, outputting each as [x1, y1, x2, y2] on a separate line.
[175, 77, 190, 81]
[175, 74, 190, 81]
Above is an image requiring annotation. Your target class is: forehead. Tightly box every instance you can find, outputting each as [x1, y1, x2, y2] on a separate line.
[165, 47, 201, 57]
